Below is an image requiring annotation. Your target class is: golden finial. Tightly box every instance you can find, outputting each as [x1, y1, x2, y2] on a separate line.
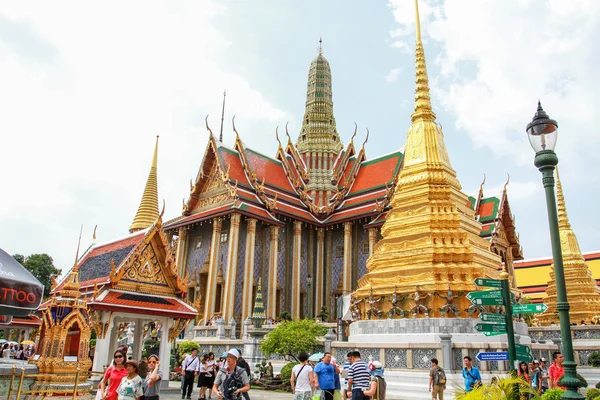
[361, 128, 370, 151]
[232, 115, 240, 137]
[412, 0, 436, 122]
[130, 136, 160, 233]
[350, 122, 357, 144]
[556, 168, 571, 230]
[219, 90, 227, 142]
[205, 115, 214, 137]
[318, 37, 323, 55]
[479, 174, 486, 191]
[503, 173, 510, 192]
[92, 225, 97, 241]
[275, 126, 282, 150]
[285, 122, 293, 144]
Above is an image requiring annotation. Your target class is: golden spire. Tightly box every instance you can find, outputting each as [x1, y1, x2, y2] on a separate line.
[538, 169, 600, 324]
[353, 0, 502, 316]
[412, 0, 435, 122]
[556, 169, 571, 231]
[61, 226, 83, 298]
[130, 136, 160, 233]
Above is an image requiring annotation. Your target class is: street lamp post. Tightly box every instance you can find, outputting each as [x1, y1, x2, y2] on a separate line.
[526, 101, 583, 399]
[307, 274, 313, 319]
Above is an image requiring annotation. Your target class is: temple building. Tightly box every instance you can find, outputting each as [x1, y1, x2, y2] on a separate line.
[51, 136, 196, 382]
[163, 33, 523, 323]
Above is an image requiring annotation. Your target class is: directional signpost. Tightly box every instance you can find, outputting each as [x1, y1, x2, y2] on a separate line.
[516, 344, 533, 362]
[512, 303, 548, 315]
[476, 351, 509, 362]
[474, 278, 503, 288]
[469, 277, 550, 369]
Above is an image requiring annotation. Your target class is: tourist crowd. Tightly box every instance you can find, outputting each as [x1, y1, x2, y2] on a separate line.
[1, 343, 35, 360]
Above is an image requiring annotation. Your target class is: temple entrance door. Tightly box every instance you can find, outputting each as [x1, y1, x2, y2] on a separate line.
[64, 322, 81, 357]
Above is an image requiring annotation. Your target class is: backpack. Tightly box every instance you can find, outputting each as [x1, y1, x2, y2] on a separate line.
[237, 357, 251, 377]
[434, 366, 446, 386]
[373, 376, 386, 400]
[222, 368, 245, 400]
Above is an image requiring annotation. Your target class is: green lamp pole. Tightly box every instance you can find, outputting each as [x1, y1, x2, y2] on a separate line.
[526, 102, 583, 399]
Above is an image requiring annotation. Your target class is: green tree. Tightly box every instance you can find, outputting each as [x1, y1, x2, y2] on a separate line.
[260, 319, 327, 362]
[178, 340, 200, 356]
[14, 253, 61, 298]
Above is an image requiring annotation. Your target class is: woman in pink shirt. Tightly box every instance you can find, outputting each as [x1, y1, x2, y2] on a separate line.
[100, 350, 128, 400]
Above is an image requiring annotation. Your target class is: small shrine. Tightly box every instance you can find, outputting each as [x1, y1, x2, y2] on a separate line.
[28, 263, 93, 399]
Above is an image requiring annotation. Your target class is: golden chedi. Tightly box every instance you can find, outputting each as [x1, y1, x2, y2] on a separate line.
[537, 171, 600, 325]
[354, 0, 502, 318]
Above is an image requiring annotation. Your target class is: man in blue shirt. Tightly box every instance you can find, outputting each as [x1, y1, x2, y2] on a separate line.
[462, 356, 482, 392]
[314, 352, 340, 400]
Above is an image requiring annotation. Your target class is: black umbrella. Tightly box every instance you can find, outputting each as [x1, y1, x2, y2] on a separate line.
[0, 248, 44, 316]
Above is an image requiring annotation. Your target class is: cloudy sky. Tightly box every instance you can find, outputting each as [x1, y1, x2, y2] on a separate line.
[1, 0, 599, 274]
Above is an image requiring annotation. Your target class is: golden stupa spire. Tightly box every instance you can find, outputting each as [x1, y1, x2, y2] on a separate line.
[130, 136, 160, 233]
[412, 0, 435, 123]
[538, 169, 600, 325]
[353, 0, 501, 317]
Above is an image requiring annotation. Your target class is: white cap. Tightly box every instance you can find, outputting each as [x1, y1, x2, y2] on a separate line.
[227, 348, 240, 359]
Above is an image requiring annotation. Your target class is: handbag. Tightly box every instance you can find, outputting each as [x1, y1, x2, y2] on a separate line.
[312, 389, 323, 400]
[333, 390, 342, 400]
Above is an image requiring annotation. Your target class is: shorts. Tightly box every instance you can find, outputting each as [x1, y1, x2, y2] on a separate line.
[198, 373, 215, 388]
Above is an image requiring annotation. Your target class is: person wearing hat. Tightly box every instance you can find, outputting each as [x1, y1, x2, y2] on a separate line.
[116, 360, 144, 400]
[538, 358, 549, 393]
[212, 349, 250, 400]
[362, 361, 386, 400]
[531, 360, 542, 395]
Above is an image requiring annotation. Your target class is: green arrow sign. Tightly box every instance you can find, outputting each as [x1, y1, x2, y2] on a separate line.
[515, 344, 531, 354]
[516, 352, 533, 362]
[469, 297, 504, 306]
[467, 290, 503, 299]
[479, 313, 506, 323]
[512, 303, 548, 314]
[483, 331, 505, 337]
[474, 278, 502, 288]
[475, 323, 507, 333]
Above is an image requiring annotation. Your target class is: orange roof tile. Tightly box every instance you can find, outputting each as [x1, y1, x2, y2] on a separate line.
[219, 147, 251, 186]
[90, 289, 197, 318]
[244, 149, 295, 193]
[348, 152, 402, 196]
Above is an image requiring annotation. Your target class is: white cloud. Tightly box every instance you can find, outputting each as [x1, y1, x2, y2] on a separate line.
[0, 1, 287, 270]
[385, 67, 402, 82]
[387, 0, 600, 171]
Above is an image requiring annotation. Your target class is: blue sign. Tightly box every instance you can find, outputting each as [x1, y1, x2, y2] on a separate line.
[476, 351, 509, 361]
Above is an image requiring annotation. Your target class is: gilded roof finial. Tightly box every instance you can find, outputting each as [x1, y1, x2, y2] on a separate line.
[130, 136, 160, 233]
[479, 174, 486, 191]
[556, 168, 571, 230]
[503, 173, 510, 192]
[318, 37, 323, 55]
[411, 0, 436, 122]
[219, 90, 226, 143]
[205, 115, 214, 137]
[92, 224, 97, 245]
[74, 224, 83, 266]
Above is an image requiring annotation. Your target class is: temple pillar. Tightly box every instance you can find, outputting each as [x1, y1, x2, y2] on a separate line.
[222, 213, 241, 322]
[316, 228, 325, 314]
[368, 228, 377, 256]
[204, 217, 223, 322]
[92, 313, 117, 376]
[291, 221, 303, 320]
[176, 227, 188, 276]
[132, 319, 144, 361]
[157, 316, 172, 388]
[267, 225, 280, 318]
[241, 219, 257, 322]
[343, 222, 353, 294]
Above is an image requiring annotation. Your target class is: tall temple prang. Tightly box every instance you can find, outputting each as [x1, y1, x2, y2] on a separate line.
[130, 135, 160, 233]
[536, 170, 600, 325]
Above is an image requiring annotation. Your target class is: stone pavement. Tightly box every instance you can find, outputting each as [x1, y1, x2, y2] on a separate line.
[160, 381, 292, 400]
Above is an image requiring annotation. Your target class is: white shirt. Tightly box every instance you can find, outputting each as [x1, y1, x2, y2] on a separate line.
[292, 363, 313, 392]
[183, 355, 200, 372]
